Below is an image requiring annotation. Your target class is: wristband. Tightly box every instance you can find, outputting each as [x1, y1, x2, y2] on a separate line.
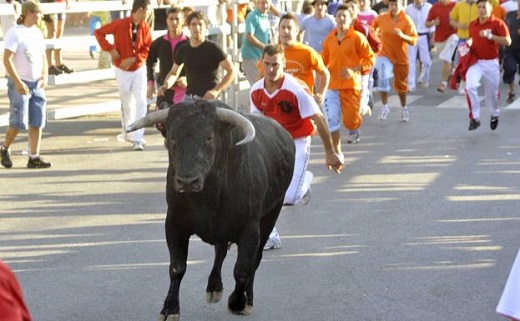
[487, 32, 493, 40]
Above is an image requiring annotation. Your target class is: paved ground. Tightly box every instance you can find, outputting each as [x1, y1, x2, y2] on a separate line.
[1, 30, 520, 321]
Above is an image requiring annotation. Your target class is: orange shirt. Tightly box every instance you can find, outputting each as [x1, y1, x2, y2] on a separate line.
[321, 27, 375, 90]
[492, 4, 506, 20]
[226, 4, 248, 23]
[258, 42, 326, 92]
[95, 17, 152, 71]
[372, 10, 418, 65]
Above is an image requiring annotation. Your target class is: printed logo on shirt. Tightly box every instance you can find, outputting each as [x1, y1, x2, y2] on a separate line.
[278, 100, 294, 114]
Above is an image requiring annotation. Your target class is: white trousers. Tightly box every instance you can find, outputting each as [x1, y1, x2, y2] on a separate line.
[464, 59, 500, 121]
[408, 35, 432, 88]
[284, 136, 312, 205]
[114, 66, 147, 142]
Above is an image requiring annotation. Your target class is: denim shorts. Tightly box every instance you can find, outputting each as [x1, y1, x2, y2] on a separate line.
[7, 77, 47, 130]
[323, 90, 341, 132]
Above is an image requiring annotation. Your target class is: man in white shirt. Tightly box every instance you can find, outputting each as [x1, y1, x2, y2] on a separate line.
[406, 0, 433, 91]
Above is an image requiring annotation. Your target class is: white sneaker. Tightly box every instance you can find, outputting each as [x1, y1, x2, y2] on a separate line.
[401, 106, 410, 122]
[132, 142, 144, 151]
[379, 105, 390, 120]
[299, 187, 312, 205]
[263, 228, 282, 250]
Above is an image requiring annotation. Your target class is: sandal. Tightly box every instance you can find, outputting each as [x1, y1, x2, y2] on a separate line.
[507, 92, 516, 104]
[437, 83, 446, 93]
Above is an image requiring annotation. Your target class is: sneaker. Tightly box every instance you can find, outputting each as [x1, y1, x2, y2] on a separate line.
[132, 142, 144, 151]
[468, 118, 481, 131]
[48, 65, 63, 76]
[299, 187, 312, 205]
[400, 106, 410, 122]
[378, 105, 390, 120]
[263, 228, 282, 250]
[347, 130, 360, 144]
[490, 116, 499, 130]
[58, 64, 74, 74]
[27, 156, 52, 169]
[506, 92, 516, 104]
[408, 87, 416, 93]
[421, 82, 429, 89]
[1, 147, 13, 168]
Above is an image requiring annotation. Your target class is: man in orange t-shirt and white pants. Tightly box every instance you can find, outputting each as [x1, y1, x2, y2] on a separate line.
[372, 0, 418, 122]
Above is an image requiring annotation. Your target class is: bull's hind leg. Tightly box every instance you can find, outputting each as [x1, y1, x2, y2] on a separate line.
[158, 217, 190, 321]
[206, 242, 228, 303]
[228, 225, 260, 315]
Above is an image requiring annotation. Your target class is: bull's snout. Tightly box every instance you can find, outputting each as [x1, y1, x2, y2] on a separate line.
[174, 175, 204, 193]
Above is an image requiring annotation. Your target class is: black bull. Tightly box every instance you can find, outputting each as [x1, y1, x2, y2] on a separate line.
[127, 99, 295, 321]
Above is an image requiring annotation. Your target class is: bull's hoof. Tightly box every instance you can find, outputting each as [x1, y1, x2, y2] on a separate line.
[228, 292, 248, 314]
[157, 314, 180, 321]
[228, 304, 253, 315]
[206, 290, 223, 303]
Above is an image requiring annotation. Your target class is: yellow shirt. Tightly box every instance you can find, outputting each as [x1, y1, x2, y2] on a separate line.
[449, 0, 478, 39]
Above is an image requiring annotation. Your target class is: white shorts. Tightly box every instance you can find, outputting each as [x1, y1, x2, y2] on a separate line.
[374, 56, 394, 92]
[436, 34, 459, 63]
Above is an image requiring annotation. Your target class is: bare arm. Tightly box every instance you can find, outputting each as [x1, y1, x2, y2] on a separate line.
[246, 33, 267, 50]
[3, 50, 29, 95]
[309, 112, 343, 173]
[314, 67, 330, 105]
[158, 63, 183, 96]
[489, 34, 511, 46]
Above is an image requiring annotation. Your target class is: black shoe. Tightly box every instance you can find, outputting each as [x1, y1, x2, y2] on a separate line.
[48, 65, 63, 75]
[468, 119, 480, 131]
[490, 116, 499, 130]
[58, 64, 74, 74]
[27, 156, 52, 169]
[1, 147, 12, 168]
[506, 92, 516, 104]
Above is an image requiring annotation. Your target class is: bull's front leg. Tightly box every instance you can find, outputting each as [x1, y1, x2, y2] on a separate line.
[158, 217, 190, 321]
[206, 242, 228, 303]
[228, 225, 259, 315]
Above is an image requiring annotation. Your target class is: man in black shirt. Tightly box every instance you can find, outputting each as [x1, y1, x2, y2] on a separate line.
[159, 11, 235, 100]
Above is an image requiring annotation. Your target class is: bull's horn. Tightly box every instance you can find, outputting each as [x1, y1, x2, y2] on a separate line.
[126, 109, 170, 132]
[216, 108, 255, 146]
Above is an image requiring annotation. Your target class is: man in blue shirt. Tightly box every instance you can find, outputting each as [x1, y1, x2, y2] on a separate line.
[241, 0, 271, 85]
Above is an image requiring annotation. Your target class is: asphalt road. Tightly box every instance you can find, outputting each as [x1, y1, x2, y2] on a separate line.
[1, 57, 520, 321]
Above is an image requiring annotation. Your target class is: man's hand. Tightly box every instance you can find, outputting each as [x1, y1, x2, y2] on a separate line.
[203, 89, 220, 100]
[15, 81, 29, 95]
[119, 57, 135, 70]
[393, 28, 404, 38]
[325, 151, 344, 174]
[175, 76, 187, 88]
[340, 68, 356, 80]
